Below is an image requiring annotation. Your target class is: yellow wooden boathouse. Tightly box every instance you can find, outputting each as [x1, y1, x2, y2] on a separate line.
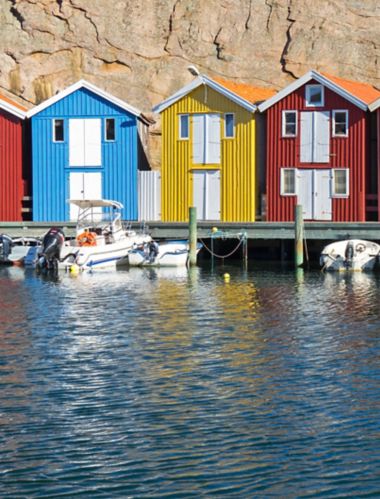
[153, 74, 275, 222]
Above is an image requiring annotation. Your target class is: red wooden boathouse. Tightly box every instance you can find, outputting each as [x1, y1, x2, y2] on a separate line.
[0, 93, 27, 221]
[258, 71, 380, 222]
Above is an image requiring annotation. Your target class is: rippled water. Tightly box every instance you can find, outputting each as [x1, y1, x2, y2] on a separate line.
[0, 264, 379, 498]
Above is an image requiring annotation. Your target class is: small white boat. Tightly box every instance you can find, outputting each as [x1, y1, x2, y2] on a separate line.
[37, 199, 151, 272]
[0, 234, 41, 266]
[128, 240, 202, 267]
[320, 239, 380, 271]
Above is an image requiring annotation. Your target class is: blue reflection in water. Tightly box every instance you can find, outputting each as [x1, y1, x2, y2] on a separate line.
[0, 265, 379, 497]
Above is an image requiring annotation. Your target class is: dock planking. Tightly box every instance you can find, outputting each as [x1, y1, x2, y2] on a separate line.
[1, 221, 380, 242]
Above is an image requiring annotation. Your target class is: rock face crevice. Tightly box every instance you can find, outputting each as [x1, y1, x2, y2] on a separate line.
[0, 0, 378, 167]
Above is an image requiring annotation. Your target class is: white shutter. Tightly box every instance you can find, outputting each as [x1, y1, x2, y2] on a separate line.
[300, 112, 313, 163]
[206, 114, 221, 164]
[84, 119, 102, 166]
[192, 115, 205, 164]
[69, 119, 85, 166]
[314, 111, 330, 163]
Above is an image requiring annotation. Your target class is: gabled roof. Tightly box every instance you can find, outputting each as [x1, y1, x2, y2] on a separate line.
[152, 75, 275, 114]
[27, 79, 142, 118]
[0, 93, 27, 119]
[258, 70, 380, 112]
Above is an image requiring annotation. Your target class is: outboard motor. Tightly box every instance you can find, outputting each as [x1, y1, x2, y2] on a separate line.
[344, 240, 354, 269]
[148, 241, 159, 263]
[37, 228, 65, 271]
[0, 234, 13, 264]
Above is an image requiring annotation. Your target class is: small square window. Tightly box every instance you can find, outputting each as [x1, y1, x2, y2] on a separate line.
[224, 113, 235, 138]
[53, 119, 64, 142]
[332, 110, 348, 137]
[282, 111, 297, 137]
[332, 168, 349, 197]
[179, 114, 189, 139]
[105, 118, 116, 141]
[306, 84, 324, 107]
[281, 168, 296, 195]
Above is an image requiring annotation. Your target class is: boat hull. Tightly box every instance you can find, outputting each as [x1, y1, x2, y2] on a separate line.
[59, 233, 151, 271]
[129, 240, 201, 267]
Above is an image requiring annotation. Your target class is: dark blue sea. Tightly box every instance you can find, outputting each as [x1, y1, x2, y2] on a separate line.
[0, 264, 379, 498]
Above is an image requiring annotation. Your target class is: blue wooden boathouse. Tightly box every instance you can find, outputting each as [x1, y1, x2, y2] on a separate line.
[27, 80, 147, 222]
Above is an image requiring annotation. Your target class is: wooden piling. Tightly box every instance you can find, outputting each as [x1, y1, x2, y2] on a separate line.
[189, 206, 197, 266]
[295, 204, 304, 268]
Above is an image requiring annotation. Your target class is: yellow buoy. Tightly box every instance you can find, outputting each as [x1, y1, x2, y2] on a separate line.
[211, 227, 218, 233]
[223, 272, 230, 282]
[70, 264, 80, 275]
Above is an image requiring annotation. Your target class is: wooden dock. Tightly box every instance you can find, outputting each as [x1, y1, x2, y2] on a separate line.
[1, 221, 380, 242]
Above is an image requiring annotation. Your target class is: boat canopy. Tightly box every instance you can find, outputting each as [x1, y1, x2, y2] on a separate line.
[67, 199, 124, 210]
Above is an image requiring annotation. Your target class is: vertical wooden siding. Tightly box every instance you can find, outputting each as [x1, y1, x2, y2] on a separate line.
[0, 110, 23, 221]
[266, 81, 367, 222]
[32, 88, 138, 221]
[161, 85, 256, 222]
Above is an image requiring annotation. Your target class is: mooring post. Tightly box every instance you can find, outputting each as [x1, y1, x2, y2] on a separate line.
[243, 232, 248, 268]
[295, 204, 304, 268]
[189, 206, 197, 266]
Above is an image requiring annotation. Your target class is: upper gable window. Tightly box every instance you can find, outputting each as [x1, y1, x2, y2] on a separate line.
[53, 119, 64, 142]
[224, 113, 235, 138]
[282, 111, 297, 137]
[332, 110, 348, 137]
[179, 114, 189, 139]
[305, 84, 324, 107]
[105, 118, 116, 141]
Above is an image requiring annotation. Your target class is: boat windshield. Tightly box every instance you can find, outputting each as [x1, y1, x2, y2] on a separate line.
[76, 204, 123, 232]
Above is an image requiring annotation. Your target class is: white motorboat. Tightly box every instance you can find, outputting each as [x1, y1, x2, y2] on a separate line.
[37, 199, 151, 272]
[320, 239, 380, 271]
[0, 234, 41, 266]
[128, 240, 202, 267]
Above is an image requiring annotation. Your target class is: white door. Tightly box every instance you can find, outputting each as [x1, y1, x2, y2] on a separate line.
[297, 170, 313, 219]
[314, 169, 332, 220]
[69, 172, 102, 220]
[300, 112, 330, 163]
[297, 169, 332, 220]
[192, 170, 220, 220]
[69, 119, 102, 167]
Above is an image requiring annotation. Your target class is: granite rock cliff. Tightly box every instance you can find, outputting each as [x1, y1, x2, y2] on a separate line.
[1, 0, 379, 165]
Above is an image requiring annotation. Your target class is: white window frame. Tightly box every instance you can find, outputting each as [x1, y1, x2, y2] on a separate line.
[332, 110, 348, 138]
[282, 110, 297, 137]
[53, 118, 64, 143]
[332, 168, 349, 198]
[280, 168, 297, 196]
[224, 113, 235, 138]
[105, 118, 116, 142]
[305, 84, 324, 107]
[179, 114, 189, 140]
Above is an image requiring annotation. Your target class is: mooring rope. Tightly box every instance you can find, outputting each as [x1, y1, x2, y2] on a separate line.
[199, 237, 245, 259]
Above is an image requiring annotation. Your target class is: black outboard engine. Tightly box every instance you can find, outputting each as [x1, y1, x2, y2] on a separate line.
[148, 241, 159, 263]
[344, 240, 354, 269]
[0, 234, 13, 264]
[37, 228, 65, 271]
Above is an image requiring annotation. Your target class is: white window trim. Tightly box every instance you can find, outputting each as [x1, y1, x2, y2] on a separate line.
[53, 118, 64, 143]
[224, 113, 235, 138]
[280, 168, 297, 196]
[104, 118, 116, 142]
[332, 110, 349, 138]
[305, 84, 324, 107]
[282, 110, 298, 137]
[332, 168, 349, 198]
[179, 114, 189, 140]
